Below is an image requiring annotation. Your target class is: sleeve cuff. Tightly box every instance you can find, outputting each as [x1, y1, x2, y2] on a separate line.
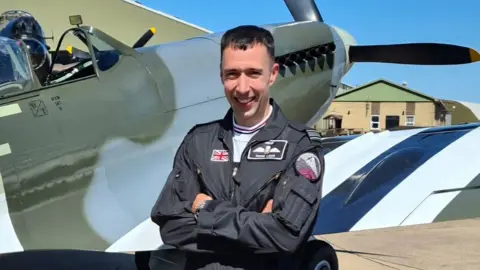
[196, 200, 222, 234]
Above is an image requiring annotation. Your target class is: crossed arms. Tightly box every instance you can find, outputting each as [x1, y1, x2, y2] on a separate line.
[150, 132, 324, 254]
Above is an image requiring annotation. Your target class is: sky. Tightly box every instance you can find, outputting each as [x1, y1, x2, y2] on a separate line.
[143, 0, 480, 102]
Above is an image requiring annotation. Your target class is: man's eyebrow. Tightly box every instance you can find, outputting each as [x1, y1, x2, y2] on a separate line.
[223, 68, 239, 73]
[223, 67, 264, 73]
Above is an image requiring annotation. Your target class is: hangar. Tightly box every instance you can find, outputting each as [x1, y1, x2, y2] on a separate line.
[1, 0, 211, 49]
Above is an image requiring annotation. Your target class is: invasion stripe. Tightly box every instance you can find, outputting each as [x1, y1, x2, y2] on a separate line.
[313, 124, 477, 235]
[0, 143, 11, 157]
[322, 128, 428, 196]
[0, 172, 24, 253]
[106, 218, 162, 252]
[0, 104, 21, 118]
[352, 124, 480, 230]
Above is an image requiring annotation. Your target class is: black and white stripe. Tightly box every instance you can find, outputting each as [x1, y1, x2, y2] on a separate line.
[314, 123, 480, 235]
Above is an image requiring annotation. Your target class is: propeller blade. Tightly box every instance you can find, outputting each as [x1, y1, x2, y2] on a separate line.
[349, 43, 480, 65]
[284, 0, 323, 22]
[132, 27, 156, 49]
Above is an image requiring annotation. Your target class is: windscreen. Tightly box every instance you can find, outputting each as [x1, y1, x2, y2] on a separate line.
[0, 36, 33, 94]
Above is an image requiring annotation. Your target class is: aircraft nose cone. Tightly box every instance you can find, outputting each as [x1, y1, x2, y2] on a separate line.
[331, 26, 357, 73]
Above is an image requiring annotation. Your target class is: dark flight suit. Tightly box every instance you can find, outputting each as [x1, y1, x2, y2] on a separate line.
[150, 98, 325, 270]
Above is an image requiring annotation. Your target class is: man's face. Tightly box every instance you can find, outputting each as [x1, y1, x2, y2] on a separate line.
[220, 43, 279, 125]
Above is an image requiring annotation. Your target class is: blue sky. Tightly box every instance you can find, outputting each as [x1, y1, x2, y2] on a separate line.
[143, 0, 480, 102]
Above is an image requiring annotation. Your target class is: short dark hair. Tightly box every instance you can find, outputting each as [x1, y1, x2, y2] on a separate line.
[220, 25, 275, 62]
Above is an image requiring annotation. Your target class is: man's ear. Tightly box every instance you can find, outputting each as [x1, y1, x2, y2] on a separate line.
[269, 62, 279, 87]
[219, 63, 224, 83]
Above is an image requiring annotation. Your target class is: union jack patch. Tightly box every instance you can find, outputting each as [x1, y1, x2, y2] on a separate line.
[211, 149, 229, 162]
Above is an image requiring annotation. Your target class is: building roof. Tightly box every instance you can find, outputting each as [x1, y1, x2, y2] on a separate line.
[456, 100, 480, 119]
[336, 82, 354, 96]
[439, 100, 480, 124]
[335, 78, 438, 102]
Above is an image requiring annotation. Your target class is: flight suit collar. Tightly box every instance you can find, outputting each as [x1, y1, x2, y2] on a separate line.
[217, 98, 288, 143]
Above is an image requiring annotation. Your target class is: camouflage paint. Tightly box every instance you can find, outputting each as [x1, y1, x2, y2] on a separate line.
[433, 173, 480, 222]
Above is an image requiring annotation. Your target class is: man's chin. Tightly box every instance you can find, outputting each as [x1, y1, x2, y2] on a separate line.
[236, 111, 253, 119]
[233, 109, 255, 122]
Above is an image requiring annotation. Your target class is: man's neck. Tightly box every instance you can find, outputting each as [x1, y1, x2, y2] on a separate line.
[234, 104, 272, 128]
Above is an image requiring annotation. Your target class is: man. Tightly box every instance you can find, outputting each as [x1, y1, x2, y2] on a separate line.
[150, 25, 325, 270]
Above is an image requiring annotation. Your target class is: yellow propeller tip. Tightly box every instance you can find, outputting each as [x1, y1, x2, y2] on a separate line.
[149, 27, 156, 34]
[470, 48, 480, 62]
[66, 45, 72, 54]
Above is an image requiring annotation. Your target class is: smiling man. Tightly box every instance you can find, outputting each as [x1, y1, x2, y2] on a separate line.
[220, 26, 275, 128]
[151, 25, 326, 270]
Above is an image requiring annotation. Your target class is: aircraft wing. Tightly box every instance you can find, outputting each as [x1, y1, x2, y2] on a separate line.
[313, 123, 480, 236]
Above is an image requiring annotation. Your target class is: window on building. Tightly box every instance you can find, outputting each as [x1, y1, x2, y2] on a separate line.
[405, 115, 415, 126]
[371, 115, 380, 130]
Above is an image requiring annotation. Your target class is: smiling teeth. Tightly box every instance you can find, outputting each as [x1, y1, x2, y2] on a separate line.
[238, 98, 253, 104]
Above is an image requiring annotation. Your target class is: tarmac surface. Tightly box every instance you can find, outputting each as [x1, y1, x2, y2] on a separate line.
[316, 218, 480, 270]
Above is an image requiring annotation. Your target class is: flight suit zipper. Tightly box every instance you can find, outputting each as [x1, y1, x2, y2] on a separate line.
[244, 170, 282, 208]
[227, 139, 259, 202]
[231, 166, 237, 200]
[233, 140, 259, 197]
[219, 139, 235, 201]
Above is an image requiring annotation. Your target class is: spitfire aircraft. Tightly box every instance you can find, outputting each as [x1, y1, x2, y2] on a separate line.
[0, 0, 479, 269]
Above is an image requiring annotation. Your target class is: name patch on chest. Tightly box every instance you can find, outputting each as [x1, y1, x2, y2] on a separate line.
[247, 140, 288, 160]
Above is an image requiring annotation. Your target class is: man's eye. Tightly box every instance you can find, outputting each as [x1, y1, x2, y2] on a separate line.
[248, 71, 262, 77]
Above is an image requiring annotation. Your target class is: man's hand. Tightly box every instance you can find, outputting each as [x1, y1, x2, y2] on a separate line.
[192, 193, 212, 213]
[262, 199, 273, 213]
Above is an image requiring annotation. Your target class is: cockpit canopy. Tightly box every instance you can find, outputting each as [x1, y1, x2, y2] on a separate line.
[0, 10, 34, 31]
[0, 36, 35, 95]
[0, 11, 50, 85]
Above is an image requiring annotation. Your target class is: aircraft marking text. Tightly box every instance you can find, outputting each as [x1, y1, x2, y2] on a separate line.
[50, 96, 62, 111]
[28, 100, 49, 117]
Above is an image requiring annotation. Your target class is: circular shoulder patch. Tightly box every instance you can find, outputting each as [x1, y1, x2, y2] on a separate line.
[295, 152, 322, 182]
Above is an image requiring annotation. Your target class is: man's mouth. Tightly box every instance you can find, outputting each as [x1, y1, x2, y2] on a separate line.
[235, 97, 255, 104]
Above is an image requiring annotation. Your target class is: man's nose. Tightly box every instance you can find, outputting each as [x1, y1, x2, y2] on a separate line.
[236, 74, 250, 93]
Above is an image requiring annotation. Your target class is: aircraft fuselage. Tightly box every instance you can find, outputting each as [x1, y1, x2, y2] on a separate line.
[0, 20, 350, 253]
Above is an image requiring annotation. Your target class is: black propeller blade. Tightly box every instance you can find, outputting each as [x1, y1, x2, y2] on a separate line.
[282, 0, 479, 66]
[132, 27, 156, 49]
[284, 0, 323, 22]
[349, 43, 480, 65]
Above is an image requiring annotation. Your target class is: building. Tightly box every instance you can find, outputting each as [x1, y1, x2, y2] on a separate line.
[438, 100, 480, 125]
[316, 79, 480, 136]
[1, 0, 211, 50]
[336, 82, 355, 96]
